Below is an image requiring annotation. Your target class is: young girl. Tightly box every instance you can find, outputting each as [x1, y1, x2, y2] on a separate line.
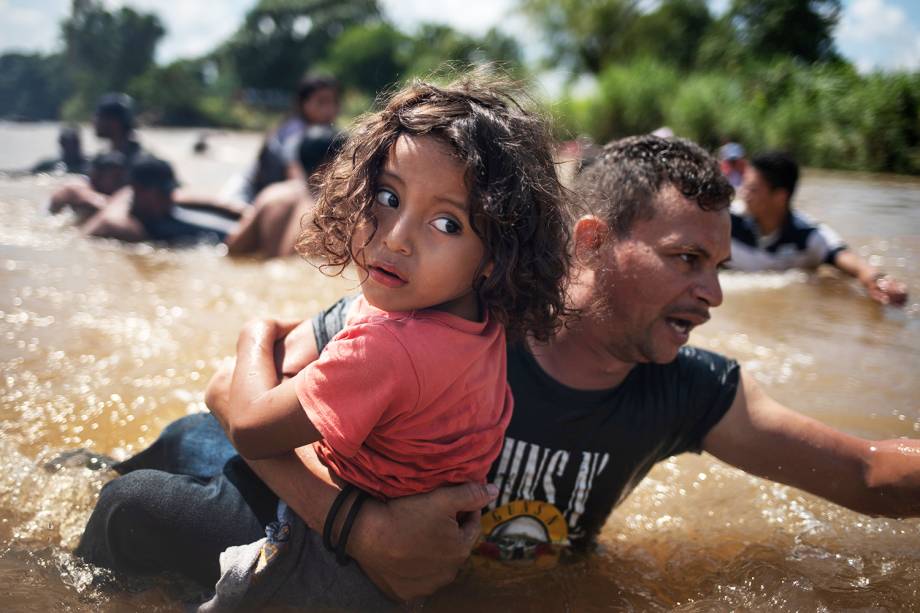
[204, 72, 571, 602]
[77, 72, 571, 609]
[215, 73, 570, 493]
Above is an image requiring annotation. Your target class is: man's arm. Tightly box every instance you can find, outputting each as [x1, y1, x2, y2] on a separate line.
[243, 445, 493, 602]
[172, 188, 247, 219]
[81, 207, 146, 242]
[831, 249, 908, 306]
[703, 369, 920, 517]
[49, 180, 109, 220]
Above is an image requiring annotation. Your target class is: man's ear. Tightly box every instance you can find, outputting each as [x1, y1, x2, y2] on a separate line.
[573, 215, 610, 263]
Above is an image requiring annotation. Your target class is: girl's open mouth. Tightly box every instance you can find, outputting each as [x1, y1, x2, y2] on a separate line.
[368, 264, 407, 288]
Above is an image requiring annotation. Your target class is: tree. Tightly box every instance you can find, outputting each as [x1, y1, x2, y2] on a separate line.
[219, 0, 382, 94]
[319, 22, 410, 97]
[401, 24, 525, 78]
[61, 0, 165, 116]
[128, 60, 210, 126]
[622, 0, 713, 70]
[0, 53, 72, 120]
[727, 0, 841, 63]
[519, 0, 641, 74]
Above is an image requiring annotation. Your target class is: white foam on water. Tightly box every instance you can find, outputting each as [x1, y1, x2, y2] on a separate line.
[719, 270, 809, 293]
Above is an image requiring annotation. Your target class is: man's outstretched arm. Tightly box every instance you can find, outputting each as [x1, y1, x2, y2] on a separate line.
[832, 249, 908, 306]
[703, 369, 920, 518]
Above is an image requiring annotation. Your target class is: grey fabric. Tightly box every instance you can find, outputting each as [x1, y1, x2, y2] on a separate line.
[199, 503, 396, 612]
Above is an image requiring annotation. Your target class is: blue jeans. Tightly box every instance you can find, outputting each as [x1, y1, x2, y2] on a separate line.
[75, 413, 278, 586]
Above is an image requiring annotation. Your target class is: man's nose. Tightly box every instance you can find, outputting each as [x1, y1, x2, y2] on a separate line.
[694, 269, 723, 308]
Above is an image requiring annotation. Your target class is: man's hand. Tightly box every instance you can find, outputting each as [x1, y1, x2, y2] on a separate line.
[865, 274, 908, 307]
[347, 482, 498, 602]
[204, 358, 235, 433]
[834, 249, 908, 307]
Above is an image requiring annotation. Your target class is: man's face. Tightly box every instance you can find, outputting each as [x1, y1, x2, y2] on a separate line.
[94, 114, 114, 139]
[739, 166, 786, 219]
[90, 166, 126, 196]
[301, 87, 340, 125]
[587, 185, 731, 364]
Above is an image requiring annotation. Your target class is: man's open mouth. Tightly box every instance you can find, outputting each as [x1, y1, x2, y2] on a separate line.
[666, 317, 693, 335]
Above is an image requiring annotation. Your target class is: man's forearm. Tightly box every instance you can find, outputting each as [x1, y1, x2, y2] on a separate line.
[244, 446, 340, 528]
[833, 249, 877, 284]
[861, 438, 920, 517]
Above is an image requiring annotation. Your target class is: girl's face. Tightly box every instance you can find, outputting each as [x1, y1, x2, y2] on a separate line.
[352, 134, 490, 321]
[301, 87, 340, 125]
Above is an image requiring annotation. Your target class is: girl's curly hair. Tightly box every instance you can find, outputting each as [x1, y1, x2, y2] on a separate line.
[297, 69, 571, 342]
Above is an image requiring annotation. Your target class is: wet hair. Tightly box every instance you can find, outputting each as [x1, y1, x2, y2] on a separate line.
[95, 92, 135, 131]
[58, 126, 81, 147]
[296, 75, 340, 109]
[576, 135, 734, 236]
[750, 151, 799, 199]
[298, 71, 571, 342]
[91, 151, 127, 171]
[129, 155, 178, 194]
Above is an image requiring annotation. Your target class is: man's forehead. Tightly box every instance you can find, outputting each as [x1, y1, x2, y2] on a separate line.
[633, 185, 731, 255]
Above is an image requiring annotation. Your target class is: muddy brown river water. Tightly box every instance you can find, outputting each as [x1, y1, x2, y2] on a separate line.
[1, 123, 918, 611]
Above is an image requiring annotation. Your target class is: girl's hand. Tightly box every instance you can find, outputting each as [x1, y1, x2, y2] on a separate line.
[278, 319, 319, 376]
[238, 318, 300, 351]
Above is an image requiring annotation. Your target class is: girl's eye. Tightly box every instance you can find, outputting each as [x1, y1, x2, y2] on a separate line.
[375, 188, 398, 208]
[432, 217, 462, 235]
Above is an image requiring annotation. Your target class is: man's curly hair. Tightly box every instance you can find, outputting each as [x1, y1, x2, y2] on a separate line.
[576, 135, 734, 235]
[297, 70, 571, 342]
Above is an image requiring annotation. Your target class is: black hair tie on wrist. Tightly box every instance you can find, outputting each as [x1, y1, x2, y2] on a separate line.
[335, 489, 369, 566]
[323, 483, 355, 553]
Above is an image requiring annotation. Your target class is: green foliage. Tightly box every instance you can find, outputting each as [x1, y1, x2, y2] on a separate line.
[127, 61, 218, 126]
[62, 0, 165, 116]
[567, 59, 920, 174]
[319, 22, 409, 96]
[520, 0, 641, 73]
[577, 59, 679, 141]
[0, 53, 72, 120]
[664, 74, 747, 150]
[621, 0, 712, 70]
[727, 0, 841, 63]
[219, 0, 381, 93]
[400, 24, 525, 79]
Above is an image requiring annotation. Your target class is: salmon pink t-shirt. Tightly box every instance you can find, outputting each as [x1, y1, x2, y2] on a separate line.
[293, 295, 513, 499]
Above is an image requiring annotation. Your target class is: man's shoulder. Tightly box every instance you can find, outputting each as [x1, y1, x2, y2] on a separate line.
[785, 210, 823, 235]
[775, 210, 826, 251]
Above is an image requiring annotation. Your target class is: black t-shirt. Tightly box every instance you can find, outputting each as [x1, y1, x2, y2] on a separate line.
[486, 342, 739, 550]
[311, 297, 740, 556]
